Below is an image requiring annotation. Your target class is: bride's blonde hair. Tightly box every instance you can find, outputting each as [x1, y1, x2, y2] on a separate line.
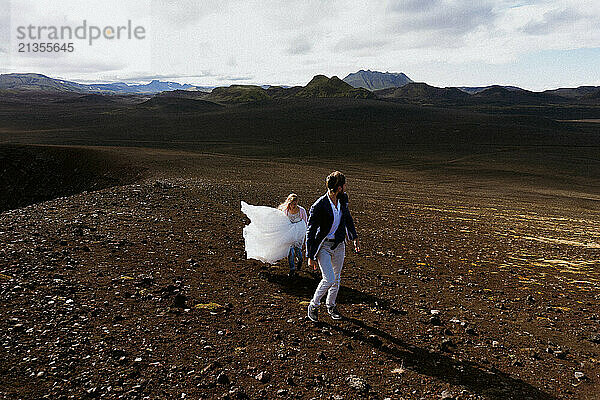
[278, 193, 298, 212]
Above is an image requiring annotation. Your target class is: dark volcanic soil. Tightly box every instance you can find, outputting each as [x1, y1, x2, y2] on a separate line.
[1, 150, 599, 399]
[0, 144, 142, 212]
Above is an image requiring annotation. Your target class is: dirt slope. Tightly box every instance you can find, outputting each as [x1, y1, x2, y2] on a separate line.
[1, 153, 599, 399]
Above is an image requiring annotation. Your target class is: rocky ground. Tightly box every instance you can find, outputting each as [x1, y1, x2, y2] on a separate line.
[1, 152, 599, 399]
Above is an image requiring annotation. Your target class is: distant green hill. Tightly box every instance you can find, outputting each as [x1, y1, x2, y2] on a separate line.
[543, 86, 600, 99]
[139, 96, 224, 112]
[473, 86, 567, 105]
[155, 89, 211, 100]
[266, 85, 303, 99]
[295, 75, 374, 99]
[56, 94, 116, 104]
[343, 70, 413, 91]
[586, 88, 600, 100]
[204, 85, 272, 103]
[160, 76, 374, 103]
[375, 82, 469, 103]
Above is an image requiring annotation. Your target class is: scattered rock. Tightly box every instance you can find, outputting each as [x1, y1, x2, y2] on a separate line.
[113, 314, 125, 323]
[441, 339, 455, 352]
[346, 375, 369, 392]
[110, 349, 127, 359]
[440, 390, 455, 399]
[368, 335, 383, 347]
[554, 350, 567, 359]
[162, 284, 178, 294]
[255, 371, 270, 383]
[173, 293, 187, 308]
[0, 166, 595, 399]
[216, 372, 230, 385]
[228, 389, 249, 400]
[202, 361, 222, 374]
[574, 371, 587, 380]
[465, 327, 478, 335]
[138, 275, 154, 287]
[529, 350, 542, 360]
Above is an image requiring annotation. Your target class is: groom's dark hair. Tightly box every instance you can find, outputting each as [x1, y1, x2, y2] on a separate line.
[326, 171, 346, 192]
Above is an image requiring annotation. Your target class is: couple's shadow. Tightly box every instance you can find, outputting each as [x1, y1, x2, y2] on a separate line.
[262, 270, 557, 400]
[262, 269, 403, 312]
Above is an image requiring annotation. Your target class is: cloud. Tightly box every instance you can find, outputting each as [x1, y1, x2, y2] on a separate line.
[0, 4, 9, 44]
[15, 58, 126, 73]
[260, 0, 340, 31]
[287, 36, 313, 55]
[116, 72, 214, 82]
[227, 57, 238, 67]
[333, 36, 388, 53]
[3, 0, 600, 90]
[150, 0, 231, 28]
[74, 72, 254, 85]
[386, 1, 497, 35]
[522, 8, 584, 35]
[386, 0, 440, 13]
[217, 75, 254, 82]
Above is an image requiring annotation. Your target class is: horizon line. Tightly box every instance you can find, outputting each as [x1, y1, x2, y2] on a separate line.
[1, 71, 599, 93]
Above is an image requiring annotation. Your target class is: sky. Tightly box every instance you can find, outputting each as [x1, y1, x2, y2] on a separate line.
[1, 0, 600, 91]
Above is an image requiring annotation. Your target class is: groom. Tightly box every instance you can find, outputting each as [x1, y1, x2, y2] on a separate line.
[306, 171, 360, 322]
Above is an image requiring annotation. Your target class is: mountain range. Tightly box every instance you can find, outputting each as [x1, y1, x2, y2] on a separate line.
[0, 73, 202, 94]
[1, 72, 599, 106]
[343, 69, 413, 90]
[150, 75, 373, 104]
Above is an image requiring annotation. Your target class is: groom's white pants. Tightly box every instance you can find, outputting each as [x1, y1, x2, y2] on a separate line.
[310, 240, 345, 307]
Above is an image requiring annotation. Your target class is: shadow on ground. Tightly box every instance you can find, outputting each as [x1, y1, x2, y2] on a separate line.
[263, 270, 410, 315]
[264, 271, 556, 400]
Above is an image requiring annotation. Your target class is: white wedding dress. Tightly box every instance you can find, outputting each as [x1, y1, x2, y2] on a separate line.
[241, 201, 307, 264]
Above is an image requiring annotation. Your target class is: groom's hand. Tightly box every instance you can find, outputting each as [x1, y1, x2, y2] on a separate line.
[308, 258, 318, 268]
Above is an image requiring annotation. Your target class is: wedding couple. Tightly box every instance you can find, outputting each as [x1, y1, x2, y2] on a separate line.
[242, 171, 360, 322]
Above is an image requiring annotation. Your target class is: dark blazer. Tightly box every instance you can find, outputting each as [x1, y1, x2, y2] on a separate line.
[306, 192, 358, 260]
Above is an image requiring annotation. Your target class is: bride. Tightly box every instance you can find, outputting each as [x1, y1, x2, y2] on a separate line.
[241, 194, 307, 270]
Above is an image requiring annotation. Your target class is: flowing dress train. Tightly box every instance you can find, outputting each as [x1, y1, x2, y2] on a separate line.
[241, 201, 307, 264]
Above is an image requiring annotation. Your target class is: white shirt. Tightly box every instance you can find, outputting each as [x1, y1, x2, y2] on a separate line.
[326, 194, 341, 239]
